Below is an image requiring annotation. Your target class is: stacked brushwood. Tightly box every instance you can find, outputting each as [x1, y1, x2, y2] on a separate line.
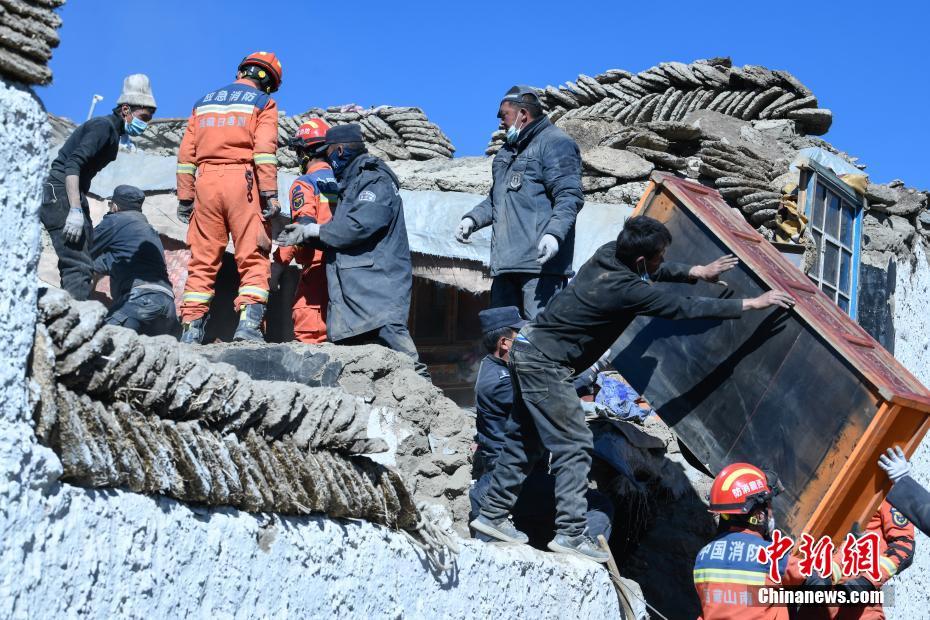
[486, 57, 832, 154]
[128, 105, 455, 166]
[0, 0, 63, 85]
[31, 287, 419, 531]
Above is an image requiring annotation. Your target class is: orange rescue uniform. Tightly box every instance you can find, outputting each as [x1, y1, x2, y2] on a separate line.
[273, 161, 336, 343]
[829, 501, 915, 620]
[176, 78, 278, 321]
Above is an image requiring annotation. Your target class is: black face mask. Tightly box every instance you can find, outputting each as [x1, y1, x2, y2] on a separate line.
[328, 147, 359, 176]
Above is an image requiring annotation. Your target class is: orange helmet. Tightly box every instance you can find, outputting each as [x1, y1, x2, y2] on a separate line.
[239, 51, 283, 93]
[290, 119, 331, 151]
[709, 462, 778, 514]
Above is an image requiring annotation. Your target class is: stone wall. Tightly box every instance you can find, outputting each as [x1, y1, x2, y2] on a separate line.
[124, 104, 455, 167]
[887, 239, 930, 620]
[0, 0, 63, 85]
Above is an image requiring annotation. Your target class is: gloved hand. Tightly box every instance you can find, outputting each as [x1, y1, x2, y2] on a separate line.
[803, 573, 833, 588]
[455, 217, 476, 243]
[261, 192, 281, 220]
[879, 446, 911, 483]
[277, 222, 320, 246]
[270, 260, 286, 292]
[839, 576, 875, 593]
[536, 234, 559, 264]
[62, 207, 85, 244]
[177, 199, 194, 224]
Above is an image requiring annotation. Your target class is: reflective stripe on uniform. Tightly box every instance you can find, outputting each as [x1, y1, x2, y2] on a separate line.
[238, 286, 269, 301]
[183, 291, 214, 304]
[879, 556, 897, 577]
[253, 153, 277, 166]
[693, 568, 768, 586]
[195, 103, 256, 116]
[177, 162, 197, 175]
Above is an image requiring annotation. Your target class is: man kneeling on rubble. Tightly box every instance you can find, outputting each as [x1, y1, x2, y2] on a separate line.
[469, 306, 614, 547]
[471, 216, 795, 563]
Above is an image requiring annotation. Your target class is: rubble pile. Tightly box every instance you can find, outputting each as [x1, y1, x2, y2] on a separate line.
[0, 0, 63, 85]
[486, 57, 832, 155]
[31, 288, 419, 531]
[128, 105, 455, 167]
[198, 341, 476, 529]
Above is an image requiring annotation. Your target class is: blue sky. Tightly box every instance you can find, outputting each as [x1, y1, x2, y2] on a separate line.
[38, 0, 929, 189]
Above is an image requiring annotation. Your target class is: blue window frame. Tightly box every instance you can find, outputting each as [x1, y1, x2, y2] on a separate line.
[800, 159, 864, 318]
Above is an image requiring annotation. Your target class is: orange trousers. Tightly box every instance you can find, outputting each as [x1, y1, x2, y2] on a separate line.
[291, 263, 328, 343]
[181, 163, 271, 322]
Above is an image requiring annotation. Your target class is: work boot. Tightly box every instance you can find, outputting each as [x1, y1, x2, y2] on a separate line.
[469, 514, 529, 544]
[233, 303, 266, 342]
[547, 532, 610, 564]
[180, 316, 207, 345]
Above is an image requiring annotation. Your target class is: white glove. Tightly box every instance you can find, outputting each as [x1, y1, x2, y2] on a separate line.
[276, 222, 320, 246]
[455, 217, 476, 243]
[62, 207, 85, 244]
[536, 234, 559, 264]
[878, 446, 911, 483]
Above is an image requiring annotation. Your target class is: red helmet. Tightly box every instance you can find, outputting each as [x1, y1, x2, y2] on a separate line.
[239, 51, 283, 93]
[290, 118, 331, 151]
[709, 462, 777, 514]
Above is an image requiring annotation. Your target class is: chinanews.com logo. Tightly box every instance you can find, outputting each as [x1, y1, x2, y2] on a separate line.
[753, 529, 889, 608]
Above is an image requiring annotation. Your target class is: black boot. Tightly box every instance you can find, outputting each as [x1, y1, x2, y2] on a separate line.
[233, 303, 266, 342]
[180, 315, 207, 344]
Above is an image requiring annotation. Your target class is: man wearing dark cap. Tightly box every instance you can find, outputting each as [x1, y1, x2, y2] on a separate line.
[277, 123, 429, 378]
[455, 85, 583, 319]
[90, 185, 178, 337]
[469, 306, 614, 551]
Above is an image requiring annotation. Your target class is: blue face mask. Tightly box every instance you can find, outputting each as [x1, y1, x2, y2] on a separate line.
[505, 114, 524, 145]
[328, 147, 356, 175]
[125, 116, 148, 136]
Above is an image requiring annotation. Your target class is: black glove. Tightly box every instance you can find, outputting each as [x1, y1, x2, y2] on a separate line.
[803, 573, 832, 588]
[839, 576, 876, 593]
[177, 199, 194, 224]
[261, 192, 281, 219]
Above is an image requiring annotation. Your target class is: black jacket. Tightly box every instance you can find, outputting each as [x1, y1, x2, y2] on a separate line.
[49, 112, 124, 193]
[888, 476, 930, 537]
[91, 210, 171, 300]
[464, 116, 583, 277]
[474, 354, 514, 474]
[319, 153, 412, 341]
[523, 241, 744, 373]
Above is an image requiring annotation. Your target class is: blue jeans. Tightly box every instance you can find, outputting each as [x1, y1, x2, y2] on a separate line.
[107, 288, 179, 338]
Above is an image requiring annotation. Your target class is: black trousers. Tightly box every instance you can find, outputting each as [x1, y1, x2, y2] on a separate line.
[479, 339, 594, 537]
[39, 182, 94, 301]
[489, 273, 567, 320]
[335, 322, 431, 379]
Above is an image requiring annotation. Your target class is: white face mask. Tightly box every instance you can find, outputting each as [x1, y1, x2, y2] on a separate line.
[505, 112, 524, 145]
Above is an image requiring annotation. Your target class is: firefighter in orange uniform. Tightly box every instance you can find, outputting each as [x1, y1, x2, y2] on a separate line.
[175, 51, 283, 343]
[272, 120, 337, 343]
[828, 500, 914, 620]
[694, 463, 814, 620]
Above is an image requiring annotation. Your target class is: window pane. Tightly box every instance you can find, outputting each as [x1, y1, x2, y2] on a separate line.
[840, 203, 854, 246]
[840, 251, 852, 294]
[823, 284, 837, 302]
[823, 242, 839, 286]
[825, 193, 841, 239]
[813, 185, 826, 229]
[838, 296, 849, 313]
[811, 230, 822, 277]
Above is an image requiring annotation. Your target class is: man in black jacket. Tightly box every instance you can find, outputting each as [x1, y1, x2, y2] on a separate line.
[41, 74, 157, 300]
[277, 123, 429, 378]
[91, 185, 178, 337]
[455, 85, 583, 319]
[471, 216, 794, 562]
